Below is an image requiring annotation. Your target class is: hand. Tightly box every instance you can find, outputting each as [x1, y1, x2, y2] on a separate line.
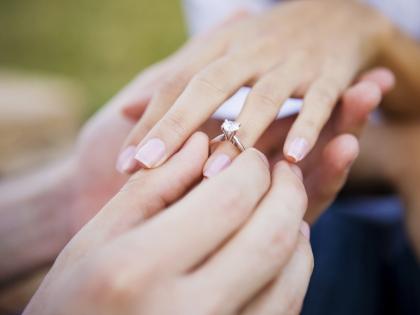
[117, 0, 392, 174]
[352, 120, 420, 261]
[124, 68, 395, 223]
[25, 133, 313, 315]
[65, 11, 251, 233]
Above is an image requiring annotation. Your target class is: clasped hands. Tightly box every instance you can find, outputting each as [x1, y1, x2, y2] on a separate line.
[24, 66, 392, 314]
[24, 1, 396, 312]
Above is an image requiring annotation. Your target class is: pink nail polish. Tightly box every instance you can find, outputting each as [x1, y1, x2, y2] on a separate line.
[286, 138, 309, 163]
[300, 221, 311, 240]
[135, 138, 166, 168]
[116, 146, 137, 174]
[203, 154, 231, 178]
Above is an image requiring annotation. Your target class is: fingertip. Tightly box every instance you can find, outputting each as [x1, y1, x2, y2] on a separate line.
[344, 81, 382, 111]
[324, 134, 359, 171]
[284, 137, 311, 163]
[359, 67, 395, 94]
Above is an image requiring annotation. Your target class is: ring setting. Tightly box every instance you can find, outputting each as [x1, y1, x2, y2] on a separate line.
[210, 119, 246, 152]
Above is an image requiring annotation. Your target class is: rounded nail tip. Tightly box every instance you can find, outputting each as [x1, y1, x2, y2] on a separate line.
[285, 154, 299, 163]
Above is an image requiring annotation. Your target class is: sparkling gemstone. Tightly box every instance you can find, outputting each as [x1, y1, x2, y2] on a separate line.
[222, 120, 240, 133]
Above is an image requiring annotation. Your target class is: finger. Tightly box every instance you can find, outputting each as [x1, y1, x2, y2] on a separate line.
[116, 60, 177, 119]
[204, 55, 304, 177]
[120, 10, 250, 122]
[117, 70, 196, 173]
[190, 161, 307, 313]
[242, 231, 313, 315]
[358, 67, 395, 94]
[70, 132, 209, 258]
[104, 149, 270, 275]
[304, 134, 359, 223]
[131, 52, 260, 170]
[334, 80, 382, 136]
[284, 62, 353, 163]
[117, 45, 226, 174]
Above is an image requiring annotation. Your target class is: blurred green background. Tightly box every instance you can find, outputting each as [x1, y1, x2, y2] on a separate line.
[0, 0, 187, 116]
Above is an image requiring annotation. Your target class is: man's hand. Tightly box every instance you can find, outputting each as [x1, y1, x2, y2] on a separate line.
[352, 121, 420, 261]
[25, 133, 313, 315]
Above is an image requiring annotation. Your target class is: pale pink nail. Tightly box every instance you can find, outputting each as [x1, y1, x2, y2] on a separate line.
[203, 154, 231, 178]
[286, 138, 309, 163]
[116, 146, 137, 174]
[300, 221, 311, 240]
[135, 138, 166, 168]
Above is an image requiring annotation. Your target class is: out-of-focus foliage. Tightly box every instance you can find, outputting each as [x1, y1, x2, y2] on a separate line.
[0, 0, 187, 116]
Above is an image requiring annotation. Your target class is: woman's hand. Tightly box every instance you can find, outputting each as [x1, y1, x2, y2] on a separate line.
[117, 0, 392, 174]
[25, 133, 313, 315]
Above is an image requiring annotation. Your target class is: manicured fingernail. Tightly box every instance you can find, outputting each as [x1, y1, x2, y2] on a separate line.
[286, 138, 309, 163]
[116, 146, 137, 174]
[203, 154, 231, 178]
[300, 221, 311, 240]
[135, 138, 166, 168]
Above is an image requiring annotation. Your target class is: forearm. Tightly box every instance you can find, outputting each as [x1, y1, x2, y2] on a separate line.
[0, 160, 76, 282]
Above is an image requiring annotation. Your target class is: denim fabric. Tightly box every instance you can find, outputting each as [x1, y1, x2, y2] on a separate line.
[302, 196, 420, 315]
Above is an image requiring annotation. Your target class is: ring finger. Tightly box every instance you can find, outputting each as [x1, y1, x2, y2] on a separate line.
[204, 54, 306, 177]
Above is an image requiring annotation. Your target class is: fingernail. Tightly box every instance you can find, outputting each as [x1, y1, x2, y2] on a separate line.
[135, 138, 166, 168]
[116, 146, 137, 174]
[286, 138, 309, 163]
[203, 154, 231, 178]
[300, 221, 311, 240]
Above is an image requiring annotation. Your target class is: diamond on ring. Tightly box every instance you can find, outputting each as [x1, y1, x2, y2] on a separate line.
[221, 119, 241, 141]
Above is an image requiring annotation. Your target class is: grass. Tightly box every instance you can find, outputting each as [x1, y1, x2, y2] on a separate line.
[0, 0, 187, 116]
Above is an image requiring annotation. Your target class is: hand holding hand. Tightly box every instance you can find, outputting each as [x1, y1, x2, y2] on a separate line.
[25, 133, 313, 315]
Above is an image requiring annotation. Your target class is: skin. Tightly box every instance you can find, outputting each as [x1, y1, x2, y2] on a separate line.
[352, 120, 420, 261]
[117, 0, 401, 175]
[0, 64, 390, 283]
[24, 134, 316, 315]
[21, 66, 391, 312]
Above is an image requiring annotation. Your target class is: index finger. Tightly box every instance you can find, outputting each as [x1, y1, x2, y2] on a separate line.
[131, 52, 261, 169]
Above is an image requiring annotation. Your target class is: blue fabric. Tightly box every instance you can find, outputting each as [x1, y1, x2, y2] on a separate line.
[301, 196, 420, 315]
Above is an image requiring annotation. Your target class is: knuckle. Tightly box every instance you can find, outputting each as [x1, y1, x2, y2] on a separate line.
[86, 262, 135, 304]
[159, 72, 189, 94]
[250, 88, 279, 112]
[191, 71, 227, 96]
[217, 183, 250, 219]
[258, 227, 295, 263]
[314, 84, 336, 106]
[162, 111, 188, 139]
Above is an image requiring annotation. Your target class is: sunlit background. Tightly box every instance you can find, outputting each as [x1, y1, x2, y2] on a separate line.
[0, 0, 187, 177]
[0, 0, 186, 116]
